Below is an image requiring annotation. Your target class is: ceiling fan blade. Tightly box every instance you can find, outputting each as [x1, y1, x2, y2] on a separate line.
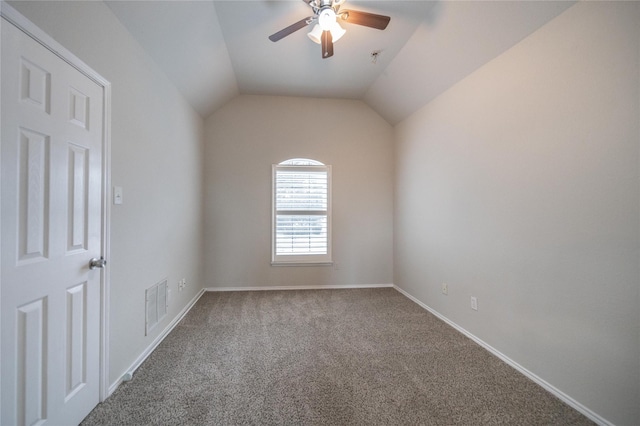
[340, 10, 390, 30]
[269, 17, 312, 42]
[321, 30, 333, 59]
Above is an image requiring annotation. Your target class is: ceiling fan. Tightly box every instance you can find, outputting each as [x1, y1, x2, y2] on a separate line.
[269, 0, 391, 59]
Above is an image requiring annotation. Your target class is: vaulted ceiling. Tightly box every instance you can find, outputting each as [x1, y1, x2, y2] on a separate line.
[105, 1, 575, 124]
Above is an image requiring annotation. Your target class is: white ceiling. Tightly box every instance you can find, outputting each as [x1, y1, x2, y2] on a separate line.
[105, 0, 575, 124]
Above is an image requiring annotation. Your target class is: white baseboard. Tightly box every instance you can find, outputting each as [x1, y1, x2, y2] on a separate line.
[392, 285, 611, 426]
[107, 288, 206, 396]
[206, 283, 394, 292]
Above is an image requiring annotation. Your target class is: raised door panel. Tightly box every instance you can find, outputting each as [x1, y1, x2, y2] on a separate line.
[17, 128, 51, 264]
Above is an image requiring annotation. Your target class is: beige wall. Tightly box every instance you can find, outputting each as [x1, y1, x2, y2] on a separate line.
[9, 1, 206, 387]
[394, 2, 640, 424]
[204, 95, 394, 288]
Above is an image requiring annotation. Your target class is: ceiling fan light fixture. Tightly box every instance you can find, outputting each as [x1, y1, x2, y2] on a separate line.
[307, 24, 323, 44]
[309, 20, 345, 45]
[329, 21, 346, 43]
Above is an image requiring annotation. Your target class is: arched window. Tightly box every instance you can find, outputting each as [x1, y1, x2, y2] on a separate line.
[272, 158, 332, 264]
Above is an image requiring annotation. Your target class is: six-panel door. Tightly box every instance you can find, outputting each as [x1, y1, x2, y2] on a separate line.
[1, 18, 104, 426]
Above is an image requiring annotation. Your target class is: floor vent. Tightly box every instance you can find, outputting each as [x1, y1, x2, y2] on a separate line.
[145, 279, 168, 335]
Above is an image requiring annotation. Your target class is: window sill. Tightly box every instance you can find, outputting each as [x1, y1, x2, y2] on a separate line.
[271, 262, 334, 267]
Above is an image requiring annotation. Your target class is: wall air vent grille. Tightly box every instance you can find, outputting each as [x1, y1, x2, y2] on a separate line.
[145, 279, 168, 335]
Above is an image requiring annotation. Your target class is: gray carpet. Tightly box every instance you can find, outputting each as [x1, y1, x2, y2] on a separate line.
[82, 288, 593, 425]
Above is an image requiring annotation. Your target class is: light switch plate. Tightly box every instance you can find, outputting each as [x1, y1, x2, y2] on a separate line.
[113, 186, 123, 205]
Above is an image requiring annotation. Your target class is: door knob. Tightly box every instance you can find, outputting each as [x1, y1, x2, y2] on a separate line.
[89, 257, 107, 270]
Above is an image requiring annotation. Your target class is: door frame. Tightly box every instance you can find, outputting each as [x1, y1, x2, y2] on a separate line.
[0, 0, 112, 407]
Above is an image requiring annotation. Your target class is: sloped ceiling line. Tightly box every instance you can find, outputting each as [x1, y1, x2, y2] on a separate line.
[105, 0, 575, 124]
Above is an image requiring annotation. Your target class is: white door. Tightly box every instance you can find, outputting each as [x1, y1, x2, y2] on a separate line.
[1, 17, 105, 426]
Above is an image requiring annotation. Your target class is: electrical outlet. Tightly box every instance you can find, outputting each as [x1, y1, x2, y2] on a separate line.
[442, 283, 448, 295]
[470, 296, 478, 311]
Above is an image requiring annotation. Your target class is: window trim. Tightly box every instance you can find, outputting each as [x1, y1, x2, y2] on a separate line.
[271, 161, 332, 266]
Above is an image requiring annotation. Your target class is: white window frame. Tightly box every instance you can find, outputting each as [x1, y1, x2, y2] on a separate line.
[272, 159, 332, 265]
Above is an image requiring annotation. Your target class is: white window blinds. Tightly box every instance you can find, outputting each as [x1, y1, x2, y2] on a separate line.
[272, 159, 331, 264]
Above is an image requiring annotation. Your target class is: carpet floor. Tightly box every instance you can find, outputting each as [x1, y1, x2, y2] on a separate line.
[82, 288, 593, 425]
